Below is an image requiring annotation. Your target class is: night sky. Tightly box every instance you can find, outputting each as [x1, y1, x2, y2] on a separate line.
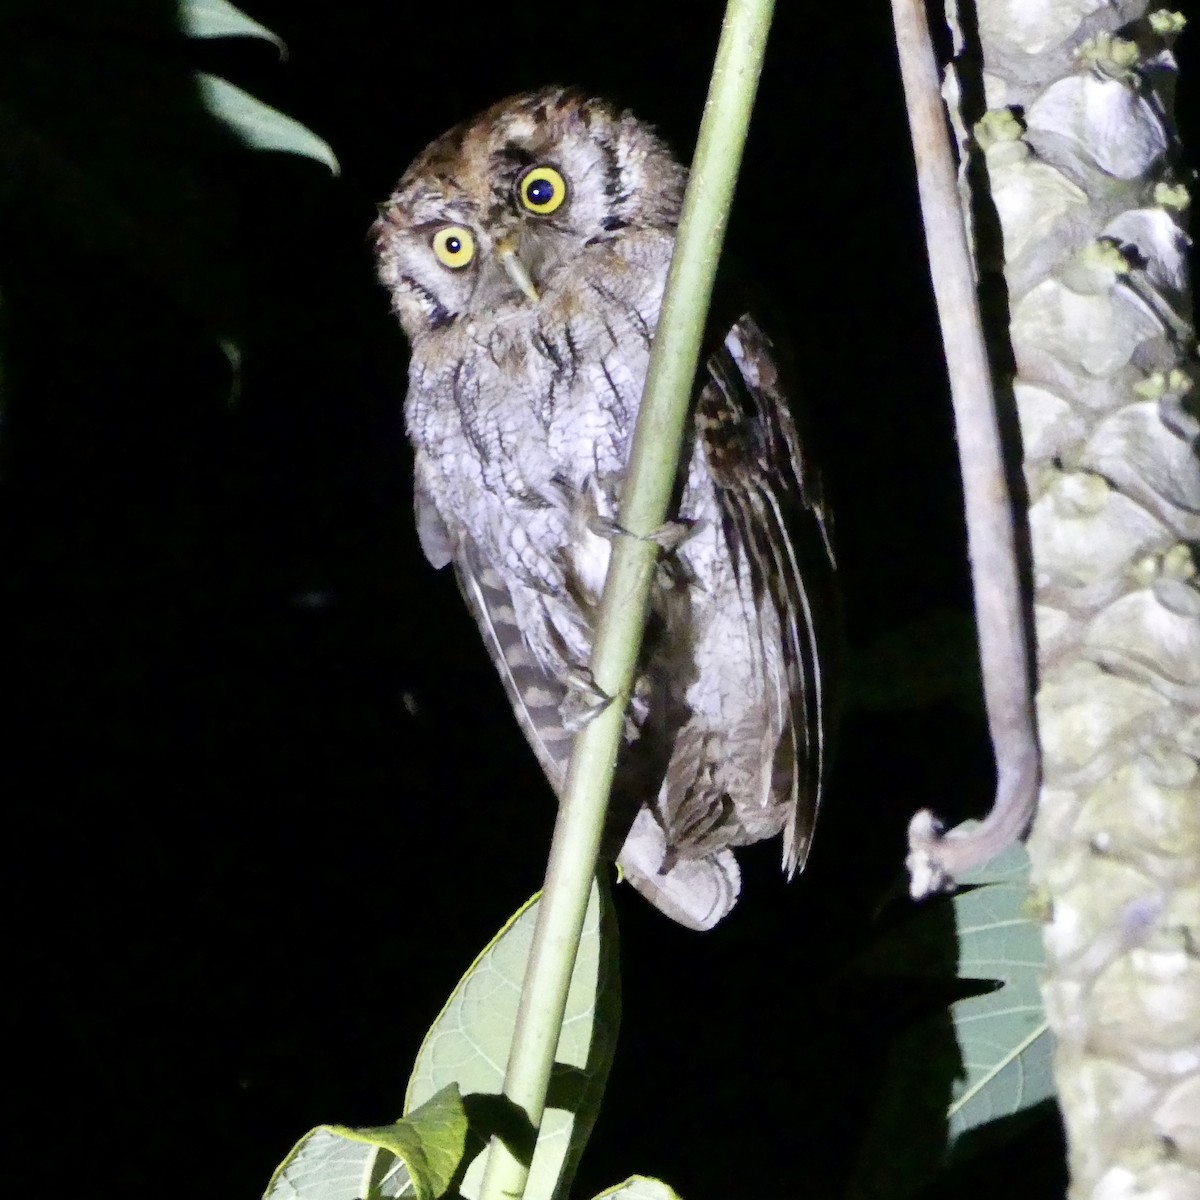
[7, 2, 1189, 1197]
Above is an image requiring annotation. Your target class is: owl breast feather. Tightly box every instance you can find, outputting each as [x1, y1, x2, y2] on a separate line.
[406, 249, 671, 596]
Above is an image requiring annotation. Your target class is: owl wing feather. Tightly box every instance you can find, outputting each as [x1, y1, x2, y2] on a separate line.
[696, 313, 837, 876]
[446, 508, 745, 932]
[414, 482, 454, 570]
[450, 531, 578, 787]
[422, 315, 834, 930]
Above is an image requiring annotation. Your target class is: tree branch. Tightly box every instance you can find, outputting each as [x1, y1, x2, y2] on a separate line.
[888, 0, 1041, 898]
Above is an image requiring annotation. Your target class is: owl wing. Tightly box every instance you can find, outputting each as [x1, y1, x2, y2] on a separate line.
[414, 484, 454, 569]
[415, 477, 577, 785]
[433, 493, 746, 932]
[696, 312, 837, 876]
[448, 528, 579, 788]
[413, 309, 834, 929]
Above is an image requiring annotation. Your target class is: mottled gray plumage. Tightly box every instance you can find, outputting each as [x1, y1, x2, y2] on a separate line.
[374, 87, 835, 929]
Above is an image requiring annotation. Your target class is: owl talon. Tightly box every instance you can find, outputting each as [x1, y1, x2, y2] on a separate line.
[585, 516, 698, 554]
[648, 519, 697, 553]
[560, 667, 613, 732]
[585, 514, 624, 541]
[560, 669, 643, 739]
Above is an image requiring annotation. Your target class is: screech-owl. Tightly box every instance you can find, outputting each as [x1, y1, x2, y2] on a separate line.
[374, 86, 835, 930]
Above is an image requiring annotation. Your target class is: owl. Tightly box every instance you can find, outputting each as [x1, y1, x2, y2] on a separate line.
[374, 87, 835, 930]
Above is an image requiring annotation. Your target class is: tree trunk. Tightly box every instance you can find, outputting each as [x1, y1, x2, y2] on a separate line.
[955, 2, 1200, 1195]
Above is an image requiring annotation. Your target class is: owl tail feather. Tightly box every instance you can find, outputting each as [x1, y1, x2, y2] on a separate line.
[617, 809, 741, 931]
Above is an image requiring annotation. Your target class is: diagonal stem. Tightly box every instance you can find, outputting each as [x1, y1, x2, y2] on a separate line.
[476, 1, 777, 1196]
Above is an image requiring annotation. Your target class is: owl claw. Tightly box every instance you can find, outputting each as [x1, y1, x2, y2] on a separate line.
[559, 666, 613, 732]
[648, 519, 698, 553]
[584, 514, 623, 541]
[585, 516, 698, 554]
[559, 668, 643, 740]
[585, 517, 699, 595]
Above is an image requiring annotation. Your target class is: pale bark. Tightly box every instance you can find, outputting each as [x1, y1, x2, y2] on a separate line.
[951, 3, 1200, 1195]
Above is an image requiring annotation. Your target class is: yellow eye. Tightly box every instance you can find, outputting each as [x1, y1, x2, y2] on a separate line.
[518, 166, 567, 215]
[431, 226, 475, 269]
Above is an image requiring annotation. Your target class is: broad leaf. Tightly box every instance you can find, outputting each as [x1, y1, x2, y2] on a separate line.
[407, 875, 621, 1200]
[849, 840, 1052, 1199]
[264, 1084, 468, 1200]
[196, 73, 338, 173]
[180, 0, 285, 54]
[947, 843, 1051, 1138]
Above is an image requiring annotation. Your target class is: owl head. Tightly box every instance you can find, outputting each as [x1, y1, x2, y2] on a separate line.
[373, 87, 685, 341]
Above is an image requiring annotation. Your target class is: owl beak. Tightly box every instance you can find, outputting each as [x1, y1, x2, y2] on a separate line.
[495, 237, 540, 303]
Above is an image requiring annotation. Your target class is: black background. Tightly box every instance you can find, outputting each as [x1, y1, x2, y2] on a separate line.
[5, 2, 1189, 1197]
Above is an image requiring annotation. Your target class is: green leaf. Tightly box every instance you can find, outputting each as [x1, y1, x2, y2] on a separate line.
[407, 876, 621, 1200]
[946, 843, 1052, 1139]
[195, 73, 338, 173]
[263, 1084, 468, 1200]
[591, 1178, 684, 1200]
[180, 0, 286, 54]
[849, 840, 1052, 1199]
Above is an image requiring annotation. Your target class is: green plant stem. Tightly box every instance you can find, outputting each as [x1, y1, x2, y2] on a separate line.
[476, 2, 776, 1197]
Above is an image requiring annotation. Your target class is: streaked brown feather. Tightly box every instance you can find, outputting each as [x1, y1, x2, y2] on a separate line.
[696, 314, 836, 875]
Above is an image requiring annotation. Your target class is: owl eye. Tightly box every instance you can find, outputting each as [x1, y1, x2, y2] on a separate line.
[517, 166, 568, 215]
[431, 225, 476, 269]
